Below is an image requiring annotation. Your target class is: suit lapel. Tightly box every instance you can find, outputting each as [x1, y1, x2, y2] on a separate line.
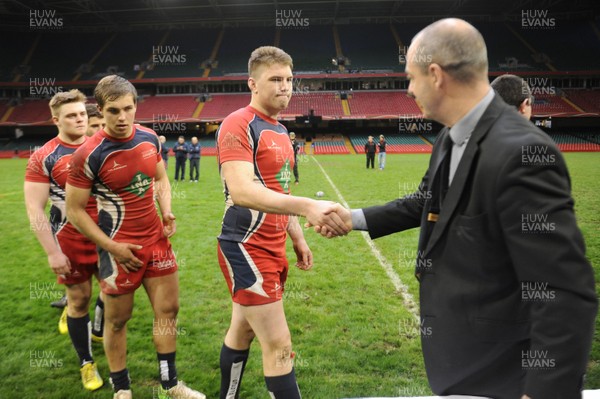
[424, 96, 505, 256]
[429, 127, 450, 174]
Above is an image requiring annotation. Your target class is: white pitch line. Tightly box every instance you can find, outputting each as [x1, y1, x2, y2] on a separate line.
[311, 156, 420, 321]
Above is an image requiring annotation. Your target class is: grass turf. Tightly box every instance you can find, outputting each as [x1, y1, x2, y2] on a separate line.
[0, 152, 598, 398]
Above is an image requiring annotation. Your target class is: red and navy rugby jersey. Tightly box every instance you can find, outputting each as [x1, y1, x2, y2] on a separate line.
[68, 125, 164, 247]
[25, 136, 98, 238]
[216, 106, 295, 247]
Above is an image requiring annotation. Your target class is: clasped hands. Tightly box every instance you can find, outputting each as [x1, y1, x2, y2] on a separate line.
[304, 201, 352, 238]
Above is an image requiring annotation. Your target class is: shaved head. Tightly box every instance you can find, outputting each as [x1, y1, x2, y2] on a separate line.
[410, 18, 488, 83]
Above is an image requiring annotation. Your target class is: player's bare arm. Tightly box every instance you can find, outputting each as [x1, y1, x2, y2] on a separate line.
[221, 160, 349, 236]
[287, 216, 313, 270]
[24, 181, 71, 275]
[154, 158, 176, 237]
[65, 183, 143, 271]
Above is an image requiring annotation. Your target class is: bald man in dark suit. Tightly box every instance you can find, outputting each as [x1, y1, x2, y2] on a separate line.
[318, 18, 597, 399]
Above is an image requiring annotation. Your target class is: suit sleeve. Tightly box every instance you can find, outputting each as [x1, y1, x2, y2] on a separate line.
[496, 142, 597, 397]
[362, 170, 428, 239]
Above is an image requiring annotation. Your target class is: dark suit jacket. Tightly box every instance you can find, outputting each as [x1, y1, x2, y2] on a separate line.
[362, 95, 597, 398]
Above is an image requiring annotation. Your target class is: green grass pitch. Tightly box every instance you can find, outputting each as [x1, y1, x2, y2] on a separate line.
[0, 152, 598, 398]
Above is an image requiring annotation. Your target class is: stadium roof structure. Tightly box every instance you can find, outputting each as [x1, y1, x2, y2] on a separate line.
[1, 0, 599, 31]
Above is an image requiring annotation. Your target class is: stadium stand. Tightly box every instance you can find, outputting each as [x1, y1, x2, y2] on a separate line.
[347, 91, 421, 117]
[548, 133, 600, 152]
[198, 93, 251, 120]
[514, 21, 600, 71]
[28, 32, 109, 81]
[283, 92, 345, 117]
[532, 94, 579, 116]
[5, 99, 51, 125]
[136, 95, 199, 121]
[89, 30, 166, 80]
[337, 24, 400, 72]
[143, 28, 219, 79]
[311, 140, 349, 154]
[563, 89, 600, 113]
[350, 134, 432, 154]
[476, 23, 539, 71]
[279, 25, 336, 72]
[199, 137, 217, 156]
[215, 27, 275, 76]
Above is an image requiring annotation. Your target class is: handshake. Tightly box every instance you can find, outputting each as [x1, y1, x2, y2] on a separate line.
[304, 201, 353, 238]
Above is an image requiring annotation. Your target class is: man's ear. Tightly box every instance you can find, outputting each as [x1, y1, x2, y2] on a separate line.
[429, 63, 444, 89]
[248, 77, 257, 94]
[518, 98, 530, 115]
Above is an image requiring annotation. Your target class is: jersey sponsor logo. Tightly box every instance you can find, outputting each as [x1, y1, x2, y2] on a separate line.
[120, 278, 134, 287]
[271, 282, 283, 299]
[275, 159, 292, 193]
[268, 139, 281, 150]
[125, 171, 152, 198]
[220, 131, 243, 150]
[142, 148, 156, 159]
[108, 160, 127, 172]
[154, 258, 176, 270]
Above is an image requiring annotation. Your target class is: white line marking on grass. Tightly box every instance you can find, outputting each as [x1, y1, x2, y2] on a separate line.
[311, 156, 420, 321]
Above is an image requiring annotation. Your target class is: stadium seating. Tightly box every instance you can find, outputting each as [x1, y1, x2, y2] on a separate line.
[532, 94, 579, 116]
[548, 133, 600, 152]
[199, 137, 217, 156]
[136, 95, 199, 121]
[5, 99, 51, 124]
[514, 21, 600, 71]
[350, 134, 432, 154]
[347, 91, 421, 117]
[563, 90, 600, 113]
[337, 24, 400, 72]
[214, 27, 275, 76]
[311, 140, 349, 154]
[198, 94, 251, 120]
[280, 25, 336, 72]
[143, 28, 219, 79]
[283, 92, 345, 117]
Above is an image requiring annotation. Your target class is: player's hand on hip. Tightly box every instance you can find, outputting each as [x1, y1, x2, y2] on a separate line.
[48, 252, 71, 276]
[162, 212, 176, 237]
[305, 201, 350, 237]
[293, 239, 313, 271]
[111, 242, 143, 272]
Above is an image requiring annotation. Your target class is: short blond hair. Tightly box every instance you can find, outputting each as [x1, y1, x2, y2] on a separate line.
[49, 89, 86, 117]
[248, 46, 293, 77]
[94, 75, 138, 108]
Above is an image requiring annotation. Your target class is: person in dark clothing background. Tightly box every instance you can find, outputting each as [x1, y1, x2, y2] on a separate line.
[173, 135, 188, 181]
[290, 132, 300, 184]
[188, 136, 201, 183]
[364, 135, 376, 169]
[377, 134, 387, 170]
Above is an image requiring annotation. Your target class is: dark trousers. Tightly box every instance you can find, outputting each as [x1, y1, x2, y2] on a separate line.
[175, 157, 186, 180]
[189, 159, 199, 180]
[366, 153, 375, 168]
[293, 163, 299, 182]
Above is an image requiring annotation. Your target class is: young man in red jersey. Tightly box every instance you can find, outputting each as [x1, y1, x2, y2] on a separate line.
[66, 75, 205, 399]
[24, 89, 104, 392]
[86, 103, 106, 137]
[216, 46, 349, 399]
